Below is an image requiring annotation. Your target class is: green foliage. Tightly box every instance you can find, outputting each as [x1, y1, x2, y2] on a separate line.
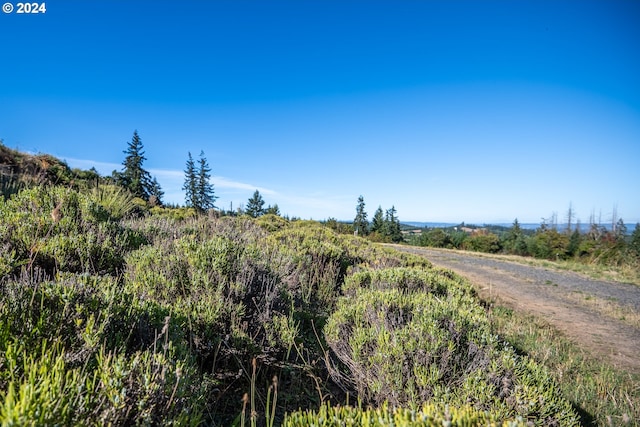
[284, 402, 528, 426]
[114, 130, 154, 200]
[420, 228, 452, 248]
[630, 223, 640, 258]
[0, 186, 145, 276]
[0, 196, 581, 425]
[88, 184, 137, 220]
[370, 206, 384, 234]
[1, 174, 25, 201]
[325, 269, 579, 425]
[183, 151, 199, 210]
[183, 151, 216, 213]
[528, 229, 569, 260]
[501, 219, 528, 255]
[264, 203, 280, 216]
[196, 150, 216, 211]
[464, 232, 502, 253]
[383, 206, 403, 243]
[256, 213, 289, 232]
[353, 195, 369, 236]
[324, 217, 354, 235]
[245, 189, 265, 218]
[0, 271, 208, 425]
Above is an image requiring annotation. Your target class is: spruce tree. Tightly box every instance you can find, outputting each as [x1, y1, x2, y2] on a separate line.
[246, 190, 265, 218]
[197, 151, 216, 211]
[371, 206, 384, 234]
[265, 204, 280, 216]
[384, 206, 403, 242]
[353, 195, 369, 235]
[183, 152, 199, 210]
[119, 130, 153, 199]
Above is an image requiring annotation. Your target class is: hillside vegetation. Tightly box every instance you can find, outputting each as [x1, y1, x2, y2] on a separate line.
[0, 180, 582, 426]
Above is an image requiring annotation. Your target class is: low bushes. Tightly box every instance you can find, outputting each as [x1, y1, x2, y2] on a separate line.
[0, 186, 145, 277]
[325, 267, 579, 425]
[284, 402, 529, 426]
[0, 185, 582, 425]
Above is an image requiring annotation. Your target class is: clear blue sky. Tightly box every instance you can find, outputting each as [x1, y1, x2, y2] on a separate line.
[2, 1, 639, 224]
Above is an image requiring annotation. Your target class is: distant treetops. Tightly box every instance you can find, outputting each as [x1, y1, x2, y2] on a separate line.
[110, 131, 287, 216]
[354, 195, 403, 243]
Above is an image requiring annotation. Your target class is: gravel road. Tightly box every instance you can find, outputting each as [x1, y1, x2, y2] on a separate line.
[391, 245, 640, 375]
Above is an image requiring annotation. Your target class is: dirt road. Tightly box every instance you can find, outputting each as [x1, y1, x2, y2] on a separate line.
[392, 245, 640, 375]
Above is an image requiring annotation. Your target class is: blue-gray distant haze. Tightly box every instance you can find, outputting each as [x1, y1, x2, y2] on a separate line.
[1, 1, 639, 223]
[404, 223, 637, 234]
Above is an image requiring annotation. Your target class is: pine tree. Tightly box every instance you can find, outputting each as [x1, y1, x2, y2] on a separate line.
[119, 130, 153, 199]
[265, 204, 280, 216]
[183, 152, 199, 210]
[371, 206, 384, 233]
[384, 206, 403, 242]
[353, 195, 369, 236]
[197, 151, 216, 211]
[246, 190, 265, 218]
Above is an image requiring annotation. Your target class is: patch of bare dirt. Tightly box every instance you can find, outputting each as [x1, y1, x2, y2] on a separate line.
[391, 245, 640, 375]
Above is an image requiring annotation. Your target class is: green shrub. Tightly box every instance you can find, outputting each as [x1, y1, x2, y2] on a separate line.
[324, 273, 579, 425]
[0, 341, 205, 426]
[88, 184, 137, 220]
[528, 230, 569, 260]
[256, 213, 289, 232]
[0, 186, 146, 276]
[284, 401, 528, 426]
[464, 233, 502, 253]
[342, 267, 473, 299]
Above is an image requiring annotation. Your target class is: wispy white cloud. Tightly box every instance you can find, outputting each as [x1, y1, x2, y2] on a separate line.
[64, 157, 278, 198]
[64, 157, 121, 175]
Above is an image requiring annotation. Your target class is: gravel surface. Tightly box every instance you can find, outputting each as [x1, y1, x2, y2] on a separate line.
[407, 247, 640, 311]
[390, 245, 640, 375]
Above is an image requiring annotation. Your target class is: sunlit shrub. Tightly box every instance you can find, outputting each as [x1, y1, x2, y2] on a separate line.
[284, 401, 528, 426]
[324, 280, 579, 425]
[0, 186, 146, 276]
[464, 233, 502, 253]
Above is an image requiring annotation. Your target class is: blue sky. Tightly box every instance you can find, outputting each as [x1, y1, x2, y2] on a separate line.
[2, 1, 639, 224]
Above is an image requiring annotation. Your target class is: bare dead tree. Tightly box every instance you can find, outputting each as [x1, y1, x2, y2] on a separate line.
[565, 202, 574, 234]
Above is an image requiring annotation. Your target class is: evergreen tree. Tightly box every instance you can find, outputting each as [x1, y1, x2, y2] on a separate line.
[615, 218, 627, 241]
[371, 206, 384, 233]
[245, 190, 265, 218]
[567, 229, 582, 257]
[183, 151, 216, 213]
[265, 204, 280, 216]
[630, 223, 640, 258]
[197, 151, 216, 211]
[504, 218, 523, 253]
[183, 152, 199, 210]
[384, 206, 403, 242]
[353, 195, 369, 235]
[119, 130, 153, 199]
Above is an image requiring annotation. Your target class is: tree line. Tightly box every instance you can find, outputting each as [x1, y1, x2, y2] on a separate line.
[409, 214, 640, 267]
[323, 195, 404, 243]
[109, 131, 281, 217]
